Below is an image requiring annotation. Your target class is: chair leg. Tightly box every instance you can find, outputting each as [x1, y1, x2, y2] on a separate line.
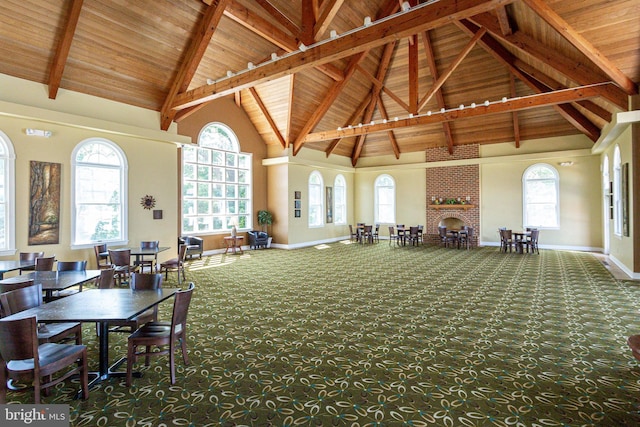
[169, 342, 176, 385]
[126, 344, 136, 387]
[80, 349, 89, 400]
[180, 337, 189, 365]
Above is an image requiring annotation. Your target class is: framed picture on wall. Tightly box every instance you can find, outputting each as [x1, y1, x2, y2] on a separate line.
[326, 186, 333, 223]
[294, 209, 301, 218]
[294, 200, 301, 209]
[294, 191, 301, 200]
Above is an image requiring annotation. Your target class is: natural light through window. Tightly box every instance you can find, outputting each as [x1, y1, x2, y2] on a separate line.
[375, 174, 395, 224]
[72, 138, 127, 246]
[613, 145, 622, 236]
[0, 131, 15, 254]
[182, 123, 252, 234]
[308, 171, 324, 227]
[522, 163, 559, 228]
[334, 174, 346, 225]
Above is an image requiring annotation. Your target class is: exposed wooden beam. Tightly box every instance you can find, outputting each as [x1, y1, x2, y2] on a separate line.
[172, 0, 516, 111]
[522, 0, 637, 95]
[325, 93, 372, 157]
[314, 0, 344, 39]
[469, 12, 628, 110]
[301, 0, 316, 45]
[286, 75, 295, 147]
[417, 27, 486, 112]
[254, 0, 300, 36]
[292, 51, 369, 155]
[422, 31, 455, 154]
[458, 19, 601, 142]
[160, 0, 229, 130]
[356, 65, 410, 113]
[248, 87, 286, 148]
[223, 0, 343, 81]
[48, 0, 83, 99]
[408, 34, 419, 114]
[374, 94, 401, 160]
[510, 74, 520, 148]
[495, 6, 512, 36]
[303, 83, 611, 143]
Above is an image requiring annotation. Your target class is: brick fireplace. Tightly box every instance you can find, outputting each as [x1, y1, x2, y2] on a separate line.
[425, 145, 480, 244]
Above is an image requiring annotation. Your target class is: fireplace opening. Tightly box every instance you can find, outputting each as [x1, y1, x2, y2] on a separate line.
[439, 217, 465, 230]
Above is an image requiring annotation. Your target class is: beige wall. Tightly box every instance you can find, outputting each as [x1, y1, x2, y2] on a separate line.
[0, 92, 182, 267]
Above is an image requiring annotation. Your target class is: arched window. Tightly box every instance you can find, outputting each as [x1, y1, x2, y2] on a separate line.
[0, 131, 15, 255]
[522, 163, 559, 228]
[72, 138, 127, 246]
[182, 123, 252, 234]
[333, 174, 346, 225]
[308, 171, 324, 227]
[613, 145, 622, 236]
[374, 174, 395, 224]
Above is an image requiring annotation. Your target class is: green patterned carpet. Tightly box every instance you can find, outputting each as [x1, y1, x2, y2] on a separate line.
[5, 242, 640, 426]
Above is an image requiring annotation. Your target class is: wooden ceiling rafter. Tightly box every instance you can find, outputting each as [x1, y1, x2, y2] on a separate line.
[48, 0, 84, 100]
[522, 0, 637, 95]
[325, 93, 372, 157]
[301, 0, 316, 45]
[302, 83, 613, 143]
[292, 50, 370, 155]
[509, 74, 520, 148]
[160, 0, 229, 131]
[421, 31, 455, 154]
[171, 0, 516, 111]
[375, 93, 401, 159]
[314, 0, 344, 39]
[286, 74, 295, 147]
[417, 27, 487, 113]
[469, 12, 628, 110]
[351, 40, 398, 164]
[223, 0, 343, 82]
[248, 87, 286, 148]
[254, 0, 301, 37]
[494, 5, 512, 36]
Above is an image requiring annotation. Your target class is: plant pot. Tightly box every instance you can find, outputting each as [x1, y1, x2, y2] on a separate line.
[267, 237, 272, 248]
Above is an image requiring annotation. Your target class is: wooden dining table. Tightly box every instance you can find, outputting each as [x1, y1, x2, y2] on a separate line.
[0, 260, 37, 279]
[0, 270, 101, 301]
[3, 288, 178, 388]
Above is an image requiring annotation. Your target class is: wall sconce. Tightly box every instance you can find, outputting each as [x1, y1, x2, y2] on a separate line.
[25, 128, 52, 138]
[559, 161, 574, 167]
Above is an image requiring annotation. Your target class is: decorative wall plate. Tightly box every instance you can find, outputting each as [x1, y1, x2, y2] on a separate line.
[141, 195, 156, 210]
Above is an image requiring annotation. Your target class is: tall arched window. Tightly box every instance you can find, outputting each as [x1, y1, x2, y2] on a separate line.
[333, 174, 346, 225]
[182, 123, 252, 234]
[613, 145, 622, 235]
[522, 163, 559, 228]
[308, 171, 324, 227]
[72, 138, 127, 246]
[374, 174, 395, 224]
[0, 131, 15, 255]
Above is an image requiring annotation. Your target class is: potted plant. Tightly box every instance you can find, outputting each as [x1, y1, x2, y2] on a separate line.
[257, 210, 273, 247]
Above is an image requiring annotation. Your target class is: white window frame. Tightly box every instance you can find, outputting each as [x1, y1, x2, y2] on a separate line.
[333, 174, 346, 225]
[613, 145, 622, 236]
[0, 130, 15, 256]
[308, 171, 324, 228]
[181, 122, 252, 235]
[522, 163, 559, 229]
[374, 174, 395, 224]
[71, 138, 128, 249]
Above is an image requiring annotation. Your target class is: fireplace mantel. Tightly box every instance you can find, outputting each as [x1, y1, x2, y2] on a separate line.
[429, 204, 475, 210]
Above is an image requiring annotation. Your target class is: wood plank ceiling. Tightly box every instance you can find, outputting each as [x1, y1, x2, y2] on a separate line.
[0, 0, 637, 165]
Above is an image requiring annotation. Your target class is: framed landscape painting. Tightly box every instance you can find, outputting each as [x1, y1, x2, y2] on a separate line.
[28, 161, 61, 245]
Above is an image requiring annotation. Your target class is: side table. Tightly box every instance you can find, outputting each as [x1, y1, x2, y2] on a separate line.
[224, 236, 244, 254]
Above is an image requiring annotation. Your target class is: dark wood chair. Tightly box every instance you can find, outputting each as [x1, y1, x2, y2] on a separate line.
[109, 249, 139, 286]
[407, 226, 420, 246]
[138, 240, 160, 272]
[94, 243, 111, 270]
[373, 224, 380, 243]
[438, 226, 454, 248]
[526, 229, 540, 254]
[0, 316, 89, 404]
[388, 226, 399, 246]
[96, 267, 116, 289]
[54, 260, 88, 298]
[160, 245, 187, 281]
[35, 255, 56, 271]
[417, 225, 424, 245]
[126, 283, 195, 386]
[0, 283, 82, 345]
[349, 225, 359, 243]
[459, 226, 475, 250]
[108, 273, 163, 334]
[0, 279, 35, 297]
[500, 229, 514, 253]
[19, 251, 44, 273]
[628, 335, 640, 363]
[361, 225, 373, 244]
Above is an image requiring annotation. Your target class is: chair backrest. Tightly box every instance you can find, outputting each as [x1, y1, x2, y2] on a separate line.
[19, 252, 44, 262]
[97, 268, 116, 289]
[388, 226, 395, 236]
[397, 224, 404, 229]
[465, 227, 474, 238]
[0, 279, 35, 295]
[410, 226, 419, 235]
[438, 226, 447, 237]
[35, 255, 56, 271]
[57, 260, 88, 271]
[364, 225, 372, 233]
[141, 240, 159, 250]
[94, 243, 108, 266]
[109, 249, 132, 267]
[171, 283, 195, 336]
[130, 273, 163, 290]
[0, 283, 43, 317]
[530, 229, 539, 242]
[177, 244, 188, 262]
[0, 316, 39, 364]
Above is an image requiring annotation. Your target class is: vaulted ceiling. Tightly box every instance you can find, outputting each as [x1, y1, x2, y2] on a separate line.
[1, 0, 638, 165]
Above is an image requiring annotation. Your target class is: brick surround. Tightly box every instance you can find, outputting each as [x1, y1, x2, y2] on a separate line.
[425, 145, 480, 244]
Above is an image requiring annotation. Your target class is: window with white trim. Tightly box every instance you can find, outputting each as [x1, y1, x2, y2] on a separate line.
[0, 131, 15, 254]
[522, 163, 559, 228]
[182, 123, 252, 234]
[374, 174, 395, 224]
[308, 171, 324, 227]
[613, 145, 622, 236]
[333, 174, 346, 225]
[72, 138, 127, 246]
